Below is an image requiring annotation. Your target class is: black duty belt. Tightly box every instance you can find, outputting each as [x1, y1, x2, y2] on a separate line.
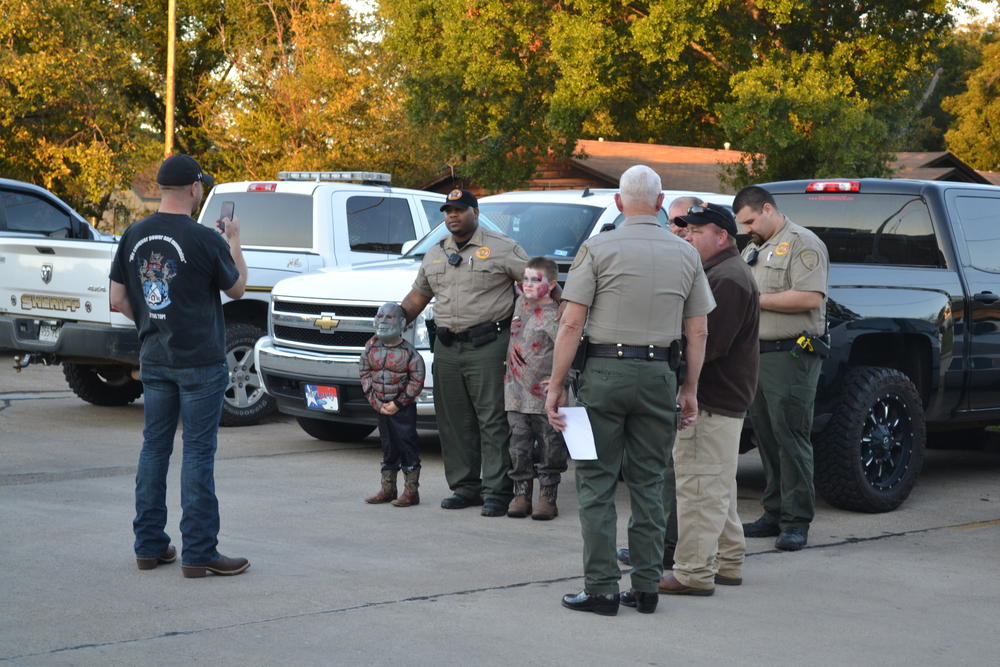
[439, 317, 511, 343]
[587, 343, 673, 362]
[759, 338, 798, 353]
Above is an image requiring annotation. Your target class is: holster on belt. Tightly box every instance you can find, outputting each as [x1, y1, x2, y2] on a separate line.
[571, 335, 589, 372]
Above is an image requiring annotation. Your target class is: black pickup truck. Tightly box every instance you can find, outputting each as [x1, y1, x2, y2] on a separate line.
[752, 178, 1000, 513]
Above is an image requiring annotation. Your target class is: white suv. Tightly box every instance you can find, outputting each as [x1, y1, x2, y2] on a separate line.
[254, 188, 734, 441]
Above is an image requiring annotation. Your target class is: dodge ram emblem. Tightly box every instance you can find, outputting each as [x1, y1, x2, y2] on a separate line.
[41, 264, 53, 284]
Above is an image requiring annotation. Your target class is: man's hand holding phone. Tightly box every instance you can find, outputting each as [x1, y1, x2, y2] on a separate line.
[217, 200, 240, 242]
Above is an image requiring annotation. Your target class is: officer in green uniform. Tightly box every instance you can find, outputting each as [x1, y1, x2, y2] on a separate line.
[401, 188, 529, 517]
[546, 165, 715, 616]
[733, 185, 829, 551]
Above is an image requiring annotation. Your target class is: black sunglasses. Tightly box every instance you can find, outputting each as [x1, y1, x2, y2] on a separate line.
[745, 247, 759, 266]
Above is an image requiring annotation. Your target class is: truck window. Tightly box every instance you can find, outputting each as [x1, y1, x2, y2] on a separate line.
[202, 193, 312, 249]
[0, 190, 72, 237]
[346, 195, 416, 254]
[772, 193, 944, 267]
[420, 199, 445, 229]
[954, 195, 1000, 272]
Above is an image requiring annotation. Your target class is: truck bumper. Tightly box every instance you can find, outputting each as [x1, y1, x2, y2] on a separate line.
[0, 315, 138, 365]
[254, 337, 437, 428]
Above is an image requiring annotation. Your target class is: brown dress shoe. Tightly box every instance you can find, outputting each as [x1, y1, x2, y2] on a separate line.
[181, 554, 250, 578]
[136, 544, 176, 570]
[715, 573, 743, 586]
[659, 573, 714, 596]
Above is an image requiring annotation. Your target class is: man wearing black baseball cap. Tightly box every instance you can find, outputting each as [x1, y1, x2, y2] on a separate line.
[110, 154, 249, 578]
[157, 153, 215, 190]
[655, 200, 760, 596]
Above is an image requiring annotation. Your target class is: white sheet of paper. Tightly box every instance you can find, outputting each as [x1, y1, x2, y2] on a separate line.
[559, 407, 597, 460]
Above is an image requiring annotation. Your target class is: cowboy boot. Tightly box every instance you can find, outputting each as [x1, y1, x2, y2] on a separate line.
[365, 469, 398, 504]
[532, 483, 558, 520]
[392, 468, 421, 507]
[507, 479, 533, 518]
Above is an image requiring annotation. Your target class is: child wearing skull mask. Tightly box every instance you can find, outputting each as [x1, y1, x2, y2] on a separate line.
[360, 302, 426, 506]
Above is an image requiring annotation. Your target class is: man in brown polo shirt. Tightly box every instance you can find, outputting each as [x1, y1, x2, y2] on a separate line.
[659, 202, 760, 595]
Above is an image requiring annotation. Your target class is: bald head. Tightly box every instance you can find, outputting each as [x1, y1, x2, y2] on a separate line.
[667, 196, 704, 239]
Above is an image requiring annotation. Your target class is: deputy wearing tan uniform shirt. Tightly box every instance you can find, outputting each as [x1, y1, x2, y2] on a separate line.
[735, 185, 829, 552]
[402, 188, 528, 518]
[546, 165, 715, 616]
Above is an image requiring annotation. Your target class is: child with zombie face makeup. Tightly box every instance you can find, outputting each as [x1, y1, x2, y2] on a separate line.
[504, 257, 570, 520]
[360, 302, 426, 506]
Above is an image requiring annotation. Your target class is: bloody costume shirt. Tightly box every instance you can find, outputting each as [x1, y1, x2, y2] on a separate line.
[504, 296, 559, 414]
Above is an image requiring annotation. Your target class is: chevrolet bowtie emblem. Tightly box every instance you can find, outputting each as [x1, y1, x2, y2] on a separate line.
[314, 315, 340, 331]
[41, 263, 53, 284]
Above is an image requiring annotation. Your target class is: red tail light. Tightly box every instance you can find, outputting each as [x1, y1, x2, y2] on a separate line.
[806, 181, 860, 193]
[248, 183, 277, 192]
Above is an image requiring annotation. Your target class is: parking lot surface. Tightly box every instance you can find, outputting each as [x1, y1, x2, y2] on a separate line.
[2, 355, 999, 666]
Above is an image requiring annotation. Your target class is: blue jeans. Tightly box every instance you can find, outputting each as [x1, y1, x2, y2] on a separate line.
[134, 361, 228, 565]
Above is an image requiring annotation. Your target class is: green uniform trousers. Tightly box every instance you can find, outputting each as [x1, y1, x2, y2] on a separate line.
[432, 333, 513, 503]
[575, 357, 677, 595]
[750, 350, 822, 529]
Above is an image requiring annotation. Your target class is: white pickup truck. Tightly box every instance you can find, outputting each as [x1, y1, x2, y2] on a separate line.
[1, 173, 445, 425]
[254, 188, 735, 441]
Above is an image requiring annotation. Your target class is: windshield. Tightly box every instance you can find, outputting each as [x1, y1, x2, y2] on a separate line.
[403, 202, 606, 260]
[772, 193, 944, 267]
[403, 216, 504, 259]
[479, 202, 604, 258]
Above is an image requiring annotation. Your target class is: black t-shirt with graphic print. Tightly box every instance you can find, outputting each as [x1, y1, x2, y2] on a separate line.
[109, 212, 239, 368]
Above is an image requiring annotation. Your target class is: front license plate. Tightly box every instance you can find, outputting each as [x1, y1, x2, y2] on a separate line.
[304, 384, 339, 412]
[38, 324, 60, 343]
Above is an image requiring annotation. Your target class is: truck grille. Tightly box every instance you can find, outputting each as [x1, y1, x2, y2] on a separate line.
[270, 298, 379, 352]
[271, 299, 379, 318]
[274, 326, 372, 347]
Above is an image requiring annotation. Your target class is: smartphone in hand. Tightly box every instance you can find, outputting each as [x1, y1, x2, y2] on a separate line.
[218, 201, 235, 232]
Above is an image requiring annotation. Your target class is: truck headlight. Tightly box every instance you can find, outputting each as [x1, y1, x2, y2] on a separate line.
[412, 306, 433, 350]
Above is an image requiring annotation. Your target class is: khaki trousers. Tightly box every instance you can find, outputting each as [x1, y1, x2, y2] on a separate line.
[671, 410, 746, 589]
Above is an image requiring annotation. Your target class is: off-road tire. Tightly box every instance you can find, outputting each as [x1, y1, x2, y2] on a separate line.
[63, 363, 143, 406]
[814, 366, 925, 513]
[296, 416, 375, 442]
[220, 322, 276, 427]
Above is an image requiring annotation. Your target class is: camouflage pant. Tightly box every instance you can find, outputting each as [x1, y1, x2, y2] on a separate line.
[506, 411, 568, 487]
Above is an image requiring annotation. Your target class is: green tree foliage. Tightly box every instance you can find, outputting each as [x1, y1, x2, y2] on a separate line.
[0, 0, 161, 218]
[195, 1, 436, 186]
[383, 1, 956, 190]
[943, 23, 1000, 169]
[718, 54, 894, 187]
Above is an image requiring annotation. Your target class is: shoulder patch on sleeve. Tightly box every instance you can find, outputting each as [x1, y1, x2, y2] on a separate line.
[513, 244, 530, 261]
[570, 244, 588, 270]
[799, 249, 819, 271]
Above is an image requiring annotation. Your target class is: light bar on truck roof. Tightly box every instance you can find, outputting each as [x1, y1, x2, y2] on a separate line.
[277, 171, 392, 184]
[806, 180, 860, 193]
